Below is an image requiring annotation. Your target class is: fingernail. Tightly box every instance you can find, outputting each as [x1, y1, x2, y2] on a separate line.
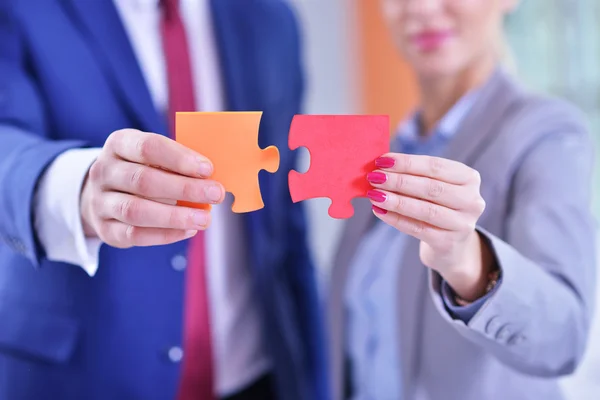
[192, 212, 208, 227]
[367, 190, 386, 203]
[375, 157, 395, 169]
[205, 185, 223, 203]
[372, 205, 388, 215]
[367, 172, 387, 184]
[184, 230, 198, 238]
[198, 161, 213, 177]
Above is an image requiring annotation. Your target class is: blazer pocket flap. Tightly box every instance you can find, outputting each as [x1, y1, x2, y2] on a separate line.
[0, 299, 79, 363]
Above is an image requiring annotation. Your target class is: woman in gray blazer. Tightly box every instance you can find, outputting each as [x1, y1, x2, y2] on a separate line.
[327, 1, 597, 399]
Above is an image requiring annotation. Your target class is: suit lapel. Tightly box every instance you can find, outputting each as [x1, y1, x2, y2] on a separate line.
[209, 0, 253, 112]
[397, 68, 522, 397]
[61, 0, 166, 134]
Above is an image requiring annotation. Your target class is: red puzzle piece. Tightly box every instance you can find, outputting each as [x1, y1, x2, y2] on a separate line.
[288, 115, 390, 219]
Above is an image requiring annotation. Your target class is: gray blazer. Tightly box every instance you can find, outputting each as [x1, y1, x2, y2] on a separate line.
[327, 69, 598, 400]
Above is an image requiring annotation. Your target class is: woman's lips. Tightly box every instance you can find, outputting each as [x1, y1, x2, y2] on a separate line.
[411, 30, 454, 51]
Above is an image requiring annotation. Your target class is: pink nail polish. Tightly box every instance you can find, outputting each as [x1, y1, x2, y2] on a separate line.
[367, 190, 386, 203]
[375, 157, 395, 169]
[367, 172, 387, 184]
[372, 205, 388, 215]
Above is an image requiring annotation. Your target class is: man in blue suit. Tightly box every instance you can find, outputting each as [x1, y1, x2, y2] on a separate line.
[0, 0, 327, 399]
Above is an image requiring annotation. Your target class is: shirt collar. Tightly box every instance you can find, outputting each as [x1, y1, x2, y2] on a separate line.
[396, 86, 481, 145]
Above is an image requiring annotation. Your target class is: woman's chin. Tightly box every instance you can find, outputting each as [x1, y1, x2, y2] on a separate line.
[409, 54, 466, 80]
[413, 63, 459, 80]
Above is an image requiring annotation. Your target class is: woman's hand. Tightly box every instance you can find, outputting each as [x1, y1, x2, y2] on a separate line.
[80, 129, 225, 248]
[367, 153, 495, 302]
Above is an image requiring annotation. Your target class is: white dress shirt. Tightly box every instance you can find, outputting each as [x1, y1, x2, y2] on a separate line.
[33, 0, 270, 396]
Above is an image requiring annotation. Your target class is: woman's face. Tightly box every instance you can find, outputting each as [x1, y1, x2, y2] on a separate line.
[380, 0, 517, 78]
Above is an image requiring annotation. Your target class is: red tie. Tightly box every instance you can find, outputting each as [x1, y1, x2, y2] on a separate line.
[160, 1, 214, 399]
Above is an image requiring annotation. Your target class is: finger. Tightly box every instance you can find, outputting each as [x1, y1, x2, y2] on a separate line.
[368, 171, 467, 210]
[367, 189, 468, 231]
[103, 159, 224, 204]
[106, 129, 213, 178]
[375, 153, 480, 185]
[100, 220, 198, 248]
[151, 198, 178, 206]
[371, 205, 444, 245]
[100, 192, 212, 230]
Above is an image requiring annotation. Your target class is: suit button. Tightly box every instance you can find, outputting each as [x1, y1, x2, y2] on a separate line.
[171, 255, 187, 271]
[485, 316, 500, 335]
[496, 325, 511, 341]
[508, 334, 526, 346]
[168, 346, 183, 363]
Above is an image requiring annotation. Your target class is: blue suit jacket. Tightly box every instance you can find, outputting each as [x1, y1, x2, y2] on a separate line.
[0, 1, 328, 399]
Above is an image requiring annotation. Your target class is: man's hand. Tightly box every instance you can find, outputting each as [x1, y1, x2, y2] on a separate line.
[80, 129, 225, 248]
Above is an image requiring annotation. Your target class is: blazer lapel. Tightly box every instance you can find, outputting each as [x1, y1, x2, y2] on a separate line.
[397, 68, 522, 397]
[61, 0, 166, 134]
[397, 237, 426, 400]
[328, 198, 375, 400]
[441, 68, 521, 165]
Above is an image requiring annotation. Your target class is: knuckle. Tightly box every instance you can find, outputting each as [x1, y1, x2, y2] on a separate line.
[399, 154, 412, 171]
[394, 195, 407, 211]
[181, 181, 200, 201]
[106, 129, 129, 151]
[124, 224, 137, 243]
[429, 157, 444, 176]
[471, 170, 482, 185]
[90, 193, 103, 214]
[475, 197, 486, 214]
[104, 131, 120, 150]
[129, 167, 149, 193]
[427, 180, 445, 198]
[118, 198, 139, 222]
[88, 159, 104, 184]
[425, 203, 438, 222]
[411, 221, 426, 236]
[394, 174, 406, 191]
[136, 136, 158, 161]
[168, 208, 186, 228]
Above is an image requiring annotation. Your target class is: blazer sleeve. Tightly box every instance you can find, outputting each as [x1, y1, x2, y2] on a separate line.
[0, 1, 86, 265]
[430, 104, 597, 377]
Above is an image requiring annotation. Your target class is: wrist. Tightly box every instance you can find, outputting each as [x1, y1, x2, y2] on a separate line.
[440, 230, 496, 302]
[80, 173, 97, 238]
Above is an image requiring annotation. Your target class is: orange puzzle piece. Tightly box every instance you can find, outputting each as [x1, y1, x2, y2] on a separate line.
[175, 112, 280, 213]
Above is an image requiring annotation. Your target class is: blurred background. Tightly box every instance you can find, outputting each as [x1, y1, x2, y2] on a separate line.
[289, 0, 600, 398]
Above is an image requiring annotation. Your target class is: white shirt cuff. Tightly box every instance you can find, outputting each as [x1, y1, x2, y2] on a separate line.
[34, 147, 104, 276]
